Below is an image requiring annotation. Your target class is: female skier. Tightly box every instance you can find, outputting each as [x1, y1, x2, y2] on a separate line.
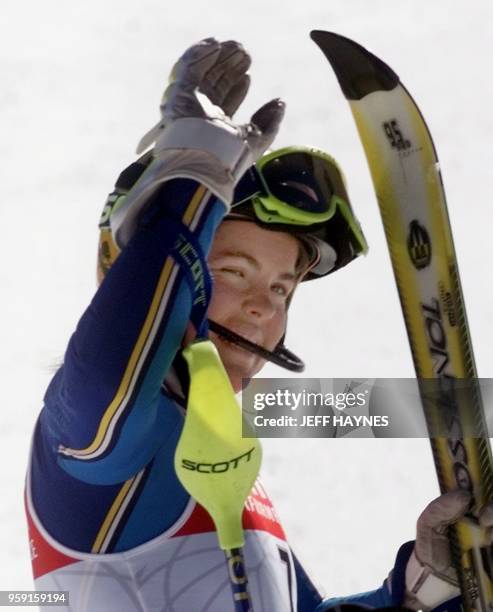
[26, 38, 483, 611]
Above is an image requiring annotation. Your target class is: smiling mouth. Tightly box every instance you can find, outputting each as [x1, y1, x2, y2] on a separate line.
[228, 332, 263, 346]
[214, 332, 259, 356]
[207, 319, 305, 373]
[208, 320, 265, 357]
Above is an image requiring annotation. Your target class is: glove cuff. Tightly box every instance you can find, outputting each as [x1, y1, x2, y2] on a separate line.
[404, 550, 460, 610]
[111, 118, 255, 248]
[154, 117, 254, 190]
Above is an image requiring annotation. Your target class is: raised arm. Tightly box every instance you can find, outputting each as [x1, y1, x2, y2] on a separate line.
[39, 38, 285, 485]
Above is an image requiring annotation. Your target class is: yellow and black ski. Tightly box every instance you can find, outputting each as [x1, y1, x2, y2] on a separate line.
[311, 30, 493, 611]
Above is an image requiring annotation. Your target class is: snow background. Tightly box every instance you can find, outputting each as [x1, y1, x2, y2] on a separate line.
[2, 0, 492, 606]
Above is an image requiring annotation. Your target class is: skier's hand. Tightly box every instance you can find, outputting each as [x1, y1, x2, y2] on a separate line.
[136, 37, 285, 163]
[404, 490, 493, 610]
[162, 38, 251, 122]
[110, 37, 285, 248]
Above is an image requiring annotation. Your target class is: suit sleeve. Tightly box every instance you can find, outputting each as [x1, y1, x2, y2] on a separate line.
[40, 177, 226, 484]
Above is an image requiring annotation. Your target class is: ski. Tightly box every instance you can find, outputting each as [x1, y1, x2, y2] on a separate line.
[311, 30, 493, 611]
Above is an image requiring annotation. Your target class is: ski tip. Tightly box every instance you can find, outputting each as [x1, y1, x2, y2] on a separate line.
[310, 31, 399, 100]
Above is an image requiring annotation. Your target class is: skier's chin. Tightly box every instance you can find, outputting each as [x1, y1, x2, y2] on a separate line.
[213, 335, 264, 389]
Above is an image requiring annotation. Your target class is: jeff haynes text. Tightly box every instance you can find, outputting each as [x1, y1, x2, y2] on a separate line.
[253, 414, 390, 427]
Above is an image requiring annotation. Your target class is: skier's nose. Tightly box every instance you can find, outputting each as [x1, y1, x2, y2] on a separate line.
[242, 290, 276, 320]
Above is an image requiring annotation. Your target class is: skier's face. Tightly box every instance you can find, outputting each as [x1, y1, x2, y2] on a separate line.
[206, 220, 301, 391]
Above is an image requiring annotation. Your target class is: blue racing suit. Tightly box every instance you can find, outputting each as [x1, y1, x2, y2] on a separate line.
[26, 163, 420, 611]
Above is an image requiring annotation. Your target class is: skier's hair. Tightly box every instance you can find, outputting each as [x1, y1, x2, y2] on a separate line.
[294, 242, 314, 280]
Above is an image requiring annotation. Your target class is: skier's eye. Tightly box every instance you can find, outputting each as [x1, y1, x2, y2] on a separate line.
[219, 267, 245, 278]
[272, 283, 292, 299]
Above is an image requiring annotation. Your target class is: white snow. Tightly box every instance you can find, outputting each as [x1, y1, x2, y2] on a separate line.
[1, 0, 492, 607]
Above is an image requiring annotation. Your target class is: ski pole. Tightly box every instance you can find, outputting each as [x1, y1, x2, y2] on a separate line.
[175, 339, 262, 611]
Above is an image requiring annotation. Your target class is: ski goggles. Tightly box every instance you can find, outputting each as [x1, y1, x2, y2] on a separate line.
[231, 146, 368, 278]
[233, 146, 363, 233]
